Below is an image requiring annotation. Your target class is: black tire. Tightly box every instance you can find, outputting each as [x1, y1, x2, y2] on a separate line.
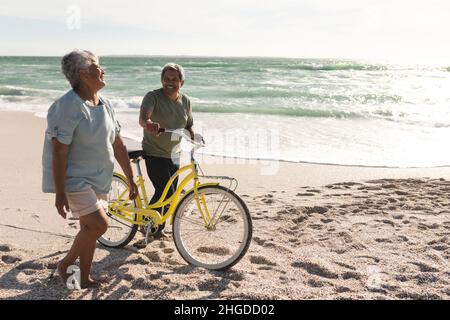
[98, 174, 138, 248]
[173, 185, 252, 270]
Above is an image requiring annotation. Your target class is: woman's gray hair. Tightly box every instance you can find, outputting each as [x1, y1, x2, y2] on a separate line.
[161, 63, 185, 82]
[61, 50, 98, 89]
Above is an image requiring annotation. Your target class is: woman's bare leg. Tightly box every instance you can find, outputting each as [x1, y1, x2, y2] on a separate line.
[58, 208, 108, 288]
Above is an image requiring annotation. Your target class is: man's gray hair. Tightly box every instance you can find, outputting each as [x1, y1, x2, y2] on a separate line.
[161, 63, 185, 82]
[61, 50, 98, 89]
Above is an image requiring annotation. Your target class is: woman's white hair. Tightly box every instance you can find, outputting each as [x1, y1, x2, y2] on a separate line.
[161, 63, 185, 82]
[61, 50, 98, 89]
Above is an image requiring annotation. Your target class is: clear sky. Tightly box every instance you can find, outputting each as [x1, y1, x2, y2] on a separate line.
[1, 0, 450, 62]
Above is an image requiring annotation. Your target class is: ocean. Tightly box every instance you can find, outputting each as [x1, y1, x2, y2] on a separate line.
[1, 56, 449, 167]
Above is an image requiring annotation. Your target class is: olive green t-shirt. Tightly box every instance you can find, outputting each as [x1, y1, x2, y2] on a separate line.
[141, 88, 193, 158]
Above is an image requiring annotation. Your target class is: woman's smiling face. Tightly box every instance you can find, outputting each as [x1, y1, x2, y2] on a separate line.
[80, 60, 106, 91]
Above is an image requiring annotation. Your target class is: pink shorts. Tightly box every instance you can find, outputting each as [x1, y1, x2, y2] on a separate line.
[66, 187, 108, 219]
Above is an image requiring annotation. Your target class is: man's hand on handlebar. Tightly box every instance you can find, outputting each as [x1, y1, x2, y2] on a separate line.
[145, 120, 160, 135]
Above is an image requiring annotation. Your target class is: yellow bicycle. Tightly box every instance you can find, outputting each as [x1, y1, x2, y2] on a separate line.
[99, 129, 252, 270]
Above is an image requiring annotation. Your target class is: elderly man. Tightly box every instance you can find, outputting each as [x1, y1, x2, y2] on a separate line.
[139, 63, 195, 237]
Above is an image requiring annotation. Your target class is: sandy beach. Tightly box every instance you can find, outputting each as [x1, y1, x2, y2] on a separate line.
[0, 111, 449, 300]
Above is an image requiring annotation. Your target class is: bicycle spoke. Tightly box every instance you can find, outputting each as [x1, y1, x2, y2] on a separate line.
[173, 186, 251, 270]
[179, 215, 206, 227]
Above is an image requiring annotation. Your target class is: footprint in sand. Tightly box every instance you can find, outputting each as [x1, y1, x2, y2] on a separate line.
[144, 251, 163, 262]
[410, 261, 439, 273]
[306, 278, 326, 288]
[126, 255, 151, 265]
[336, 286, 352, 293]
[333, 261, 357, 271]
[418, 222, 439, 230]
[253, 237, 266, 246]
[427, 237, 448, 245]
[303, 206, 328, 215]
[341, 271, 363, 280]
[249, 255, 277, 266]
[338, 232, 353, 244]
[428, 239, 449, 251]
[133, 239, 148, 249]
[17, 260, 46, 270]
[307, 224, 323, 230]
[374, 238, 392, 243]
[292, 261, 339, 279]
[415, 273, 439, 284]
[0, 244, 13, 252]
[198, 279, 223, 292]
[378, 219, 395, 227]
[292, 216, 307, 224]
[1, 254, 22, 264]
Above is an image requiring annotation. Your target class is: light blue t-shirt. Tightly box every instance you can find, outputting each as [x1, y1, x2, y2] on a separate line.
[42, 90, 121, 194]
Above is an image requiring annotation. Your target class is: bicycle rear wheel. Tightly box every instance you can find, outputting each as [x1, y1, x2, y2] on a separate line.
[98, 174, 138, 248]
[173, 185, 252, 270]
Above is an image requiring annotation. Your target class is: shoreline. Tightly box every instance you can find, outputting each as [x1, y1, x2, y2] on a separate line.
[25, 110, 450, 170]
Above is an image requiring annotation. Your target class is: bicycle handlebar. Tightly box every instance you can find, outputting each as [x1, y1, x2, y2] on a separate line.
[158, 128, 205, 147]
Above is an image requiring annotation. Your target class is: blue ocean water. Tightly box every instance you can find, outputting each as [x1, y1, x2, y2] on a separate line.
[1, 56, 449, 167]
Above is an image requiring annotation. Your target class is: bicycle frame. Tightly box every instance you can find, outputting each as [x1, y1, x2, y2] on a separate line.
[109, 158, 219, 228]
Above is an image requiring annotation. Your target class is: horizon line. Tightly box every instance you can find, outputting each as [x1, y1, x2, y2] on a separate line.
[0, 54, 437, 65]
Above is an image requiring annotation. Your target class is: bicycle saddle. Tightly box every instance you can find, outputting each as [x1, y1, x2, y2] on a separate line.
[128, 150, 145, 160]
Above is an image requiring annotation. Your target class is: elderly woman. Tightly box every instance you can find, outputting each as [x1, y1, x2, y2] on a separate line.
[42, 50, 138, 289]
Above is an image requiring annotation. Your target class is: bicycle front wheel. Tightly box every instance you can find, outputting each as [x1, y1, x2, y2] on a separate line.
[99, 174, 138, 248]
[173, 185, 252, 270]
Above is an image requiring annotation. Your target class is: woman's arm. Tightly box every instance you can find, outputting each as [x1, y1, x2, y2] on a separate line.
[52, 138, 70, 218]
[112, 135, 138, 200]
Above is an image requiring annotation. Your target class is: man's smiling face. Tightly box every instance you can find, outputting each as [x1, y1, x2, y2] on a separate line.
[162, 69, 184, 96]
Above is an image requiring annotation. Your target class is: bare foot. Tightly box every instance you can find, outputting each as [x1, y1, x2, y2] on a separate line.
[81, 277, 107, 289]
